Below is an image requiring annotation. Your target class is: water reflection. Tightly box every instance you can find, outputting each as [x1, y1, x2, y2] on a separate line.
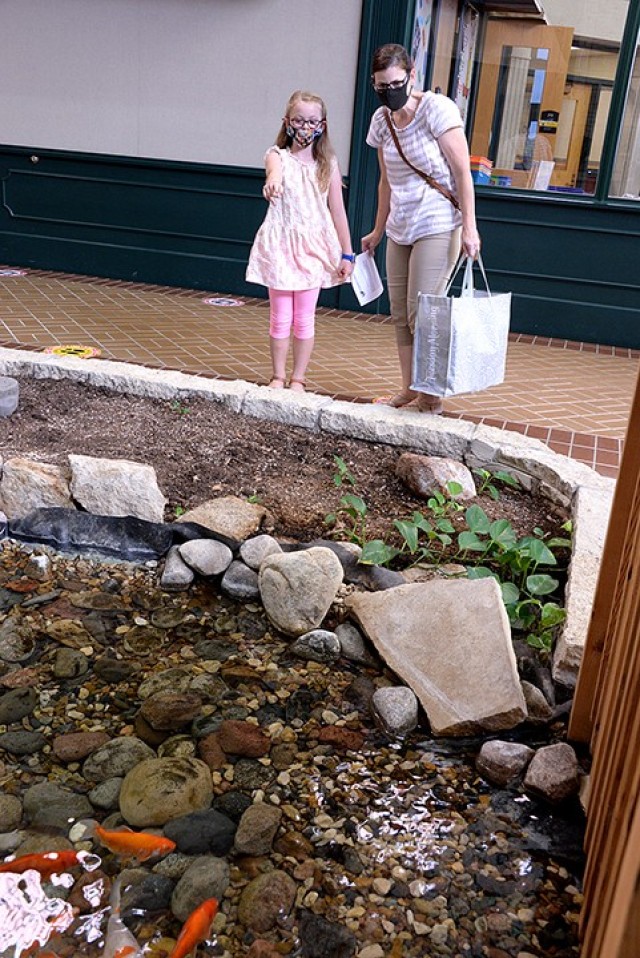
[0, 871, 75, 956]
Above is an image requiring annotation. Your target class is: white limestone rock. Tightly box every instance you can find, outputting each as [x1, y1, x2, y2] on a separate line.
[259, 547, 344, 637]
[0, 457, 72, 519]
[347, 577, 527, 736]
[553, 482, 613, 687]
[69, 454, 166, 522]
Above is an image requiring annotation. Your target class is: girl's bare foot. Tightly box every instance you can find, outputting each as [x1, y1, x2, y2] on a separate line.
[288, 378, 306, 393]
[267, 377, 286, 389]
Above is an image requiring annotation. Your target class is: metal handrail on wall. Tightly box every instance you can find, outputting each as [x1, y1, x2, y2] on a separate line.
[569, 362, 640, 958]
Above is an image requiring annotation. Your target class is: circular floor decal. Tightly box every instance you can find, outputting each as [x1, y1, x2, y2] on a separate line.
[202, 296, 246, 307]
[0, 268, 28, 277]
[44, 344, 102, 359]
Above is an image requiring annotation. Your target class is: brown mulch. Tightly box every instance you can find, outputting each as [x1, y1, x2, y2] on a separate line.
[2, 378, 567, 548]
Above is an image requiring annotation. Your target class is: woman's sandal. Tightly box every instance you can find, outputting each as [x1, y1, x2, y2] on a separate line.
[416, 394, 444, 415]
[288, 378, 306, 393]
[372, 391, 418, 408]
[267, 377, 286, 389]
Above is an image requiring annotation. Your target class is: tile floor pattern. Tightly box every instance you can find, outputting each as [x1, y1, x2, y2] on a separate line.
[1, 266, 638, 478]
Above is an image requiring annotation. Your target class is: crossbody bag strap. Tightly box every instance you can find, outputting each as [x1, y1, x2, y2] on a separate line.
[383, 109, 461, 211]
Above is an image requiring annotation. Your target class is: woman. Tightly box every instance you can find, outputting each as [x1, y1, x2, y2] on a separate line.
[362, 43, 481, 413]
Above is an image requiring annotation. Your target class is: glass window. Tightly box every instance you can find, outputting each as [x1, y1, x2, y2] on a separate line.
[468, 1, 629, 194]
[611, 28, 640, 199]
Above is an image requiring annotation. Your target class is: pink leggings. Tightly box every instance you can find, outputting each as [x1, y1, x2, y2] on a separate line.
[269, 288, 320, 340]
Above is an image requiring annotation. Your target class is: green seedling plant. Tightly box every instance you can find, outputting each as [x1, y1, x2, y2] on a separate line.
[360, 481, 463, 567]
[169, 399, 191, 415]
[473, 467, 521, 500]
[324, 456, 369, 547]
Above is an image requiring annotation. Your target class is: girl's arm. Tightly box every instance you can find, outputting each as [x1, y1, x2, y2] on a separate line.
[327, 164, 354, 279]
[361, 149, 390, 253]
[438, 127, 481, 258]
[263, 150, 284, 202]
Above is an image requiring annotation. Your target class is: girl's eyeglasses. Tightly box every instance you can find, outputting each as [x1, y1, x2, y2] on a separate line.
[288, 117, 324, 130]
[372, 73, 409, 93]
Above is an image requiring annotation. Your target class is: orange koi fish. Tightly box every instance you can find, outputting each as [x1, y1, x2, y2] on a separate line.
[77, 820, 175, 863]
[168, 898, 219, 958]
[0, 850, 80, 877]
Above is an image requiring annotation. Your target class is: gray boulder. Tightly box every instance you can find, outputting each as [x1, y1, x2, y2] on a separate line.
[524, 743, 580, 804]
[476, 740, 535, 786]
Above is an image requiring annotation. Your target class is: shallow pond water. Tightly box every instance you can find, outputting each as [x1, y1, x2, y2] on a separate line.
[0, 540, 583, 958]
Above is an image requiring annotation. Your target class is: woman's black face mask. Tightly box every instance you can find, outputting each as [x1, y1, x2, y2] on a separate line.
[375, 78, 411, 112]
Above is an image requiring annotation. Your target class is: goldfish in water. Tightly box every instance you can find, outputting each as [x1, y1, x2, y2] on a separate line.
[168, 898, 219, 958]
[77, 819, 176, 863]
[0, 850, 80, 877]
[103, 877, 142, 958]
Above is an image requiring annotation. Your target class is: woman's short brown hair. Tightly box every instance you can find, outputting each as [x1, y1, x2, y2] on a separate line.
[371, 43, 412, 75]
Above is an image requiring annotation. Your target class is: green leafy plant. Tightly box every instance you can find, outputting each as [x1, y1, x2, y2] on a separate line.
[173, 504, 186, 518]
[473, 467, 521, 500]
[324, 456, 369, 546]
[169, 399, 191, 415]
[324, 454, 572, 660]
[359, 482, 463, 568]
[460, 503, 571, 655]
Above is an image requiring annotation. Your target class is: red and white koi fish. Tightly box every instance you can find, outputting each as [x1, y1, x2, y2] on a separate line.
[103, 877, 142, 958]
[77, 820, 175, 863]
[0, 850, 81, 877]
[169, 898, 219, 958]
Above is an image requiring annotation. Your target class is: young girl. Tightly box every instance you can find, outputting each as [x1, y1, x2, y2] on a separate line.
[246, 91, 354, 392]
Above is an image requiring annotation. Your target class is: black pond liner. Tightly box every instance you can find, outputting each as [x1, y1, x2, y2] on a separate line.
[3, 508, 406, 592]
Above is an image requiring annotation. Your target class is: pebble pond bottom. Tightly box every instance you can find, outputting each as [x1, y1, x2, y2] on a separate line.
[0, 541, 583, 958]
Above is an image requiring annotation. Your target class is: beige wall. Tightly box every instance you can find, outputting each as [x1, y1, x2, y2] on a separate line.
[544, 0, 629, 43]
[0, 0, 362, 170]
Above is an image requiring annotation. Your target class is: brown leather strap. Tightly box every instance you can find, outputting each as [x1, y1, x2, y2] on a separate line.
[383, 109, 461, 211]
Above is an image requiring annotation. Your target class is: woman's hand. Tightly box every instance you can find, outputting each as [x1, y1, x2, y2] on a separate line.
[263, 176, 283, 202]
[461, 227, 481, 260]
[361, 229, 383, 254]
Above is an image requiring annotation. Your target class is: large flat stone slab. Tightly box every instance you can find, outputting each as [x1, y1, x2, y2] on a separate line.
[347, 578, 526, 736]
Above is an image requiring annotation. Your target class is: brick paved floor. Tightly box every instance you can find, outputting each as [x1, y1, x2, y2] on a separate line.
[1, 266, 637, 477]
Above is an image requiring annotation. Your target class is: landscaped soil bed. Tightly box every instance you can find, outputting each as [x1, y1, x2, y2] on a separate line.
[3, 378, 567, 547]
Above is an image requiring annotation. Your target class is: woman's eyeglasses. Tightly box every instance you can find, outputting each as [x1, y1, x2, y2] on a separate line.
[372, 73, 409, 93]
[288, 117, 324, 130]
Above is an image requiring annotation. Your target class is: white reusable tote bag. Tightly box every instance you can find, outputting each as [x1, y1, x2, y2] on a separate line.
[411, 255, 511, 398]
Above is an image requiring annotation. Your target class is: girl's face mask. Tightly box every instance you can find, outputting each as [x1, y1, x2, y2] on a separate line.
[285, 115, 325, 149]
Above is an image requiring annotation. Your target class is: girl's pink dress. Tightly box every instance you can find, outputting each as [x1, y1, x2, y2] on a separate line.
[246, 147, 342, 291]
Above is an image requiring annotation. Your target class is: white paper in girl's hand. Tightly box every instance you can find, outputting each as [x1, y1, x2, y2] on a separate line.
[351, 253, 384, 306]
